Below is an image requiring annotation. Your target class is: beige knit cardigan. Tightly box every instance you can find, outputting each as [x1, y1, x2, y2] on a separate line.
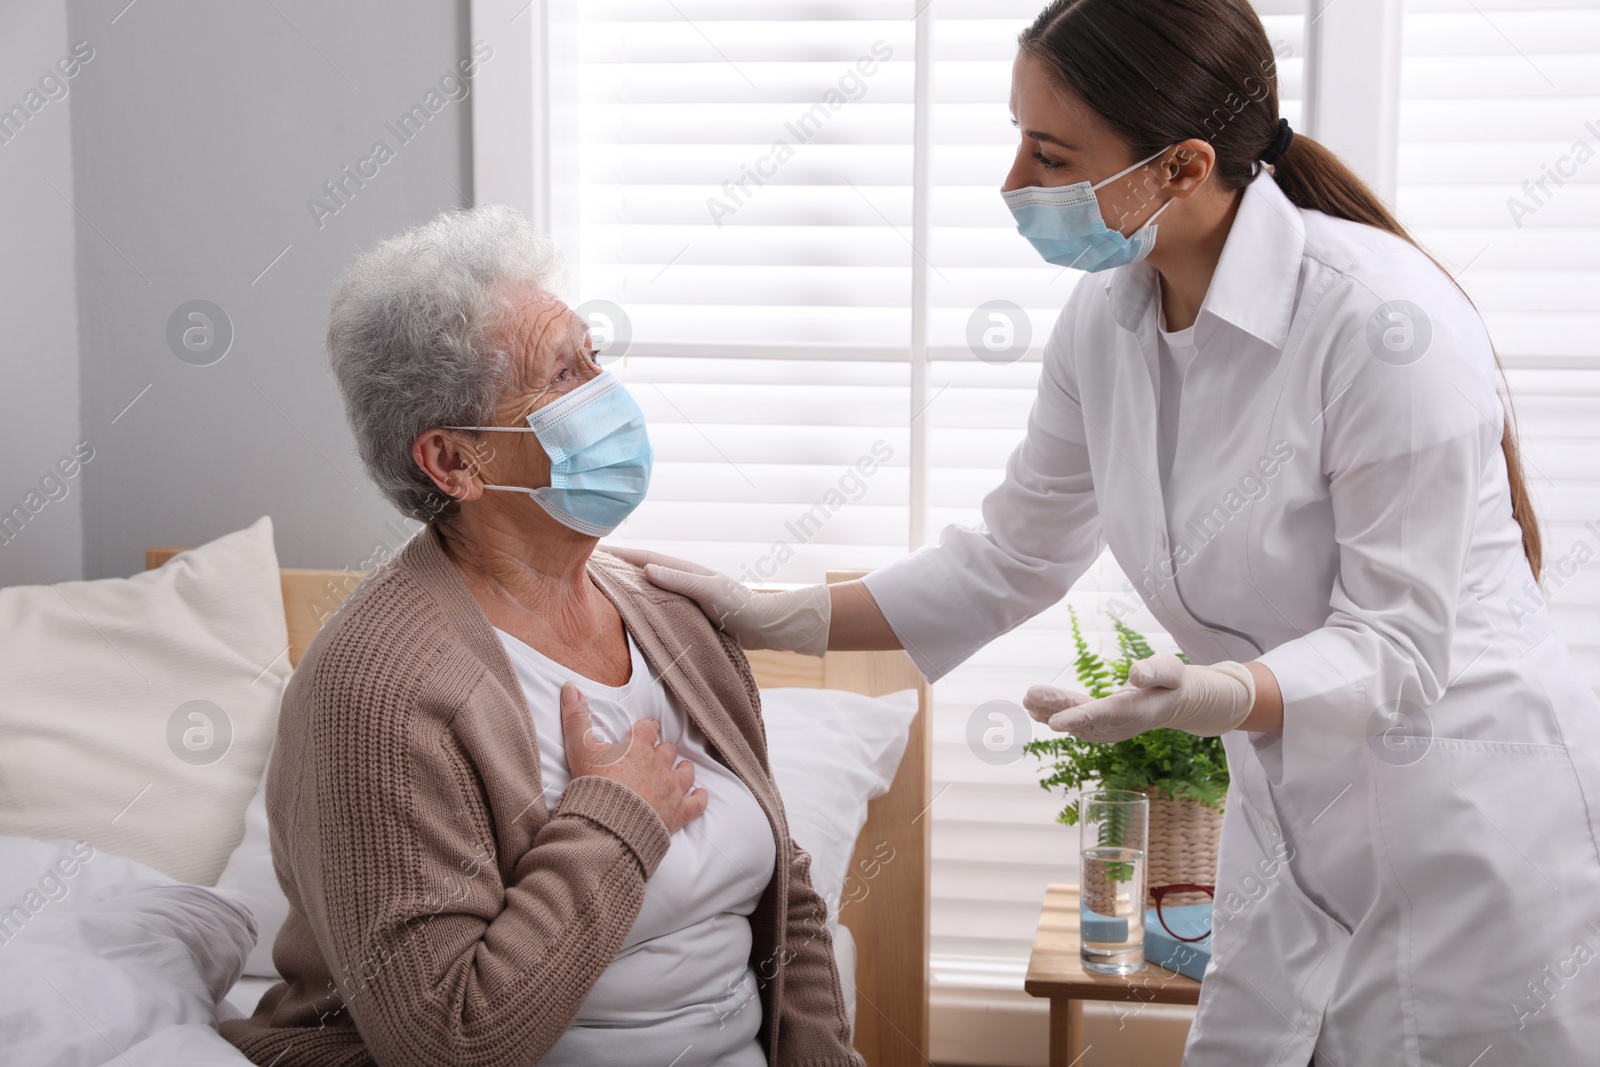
[220, 525, 862, 1067]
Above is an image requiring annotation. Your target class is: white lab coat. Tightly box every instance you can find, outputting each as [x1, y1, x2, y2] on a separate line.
[862, 169, 1600, 1065]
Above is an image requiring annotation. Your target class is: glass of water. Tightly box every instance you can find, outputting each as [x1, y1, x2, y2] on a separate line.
[1078, 789, 1149, 975]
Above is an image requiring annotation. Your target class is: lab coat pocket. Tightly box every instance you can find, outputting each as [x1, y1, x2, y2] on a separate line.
[1372, 738, 1600, 1060]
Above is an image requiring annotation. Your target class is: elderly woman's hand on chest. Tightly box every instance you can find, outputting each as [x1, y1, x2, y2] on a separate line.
[558, 680, 708, 834]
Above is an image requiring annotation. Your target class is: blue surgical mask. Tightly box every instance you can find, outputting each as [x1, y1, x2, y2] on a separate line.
[447, 370, 653, 536]
[1001, 145, 1176, 272]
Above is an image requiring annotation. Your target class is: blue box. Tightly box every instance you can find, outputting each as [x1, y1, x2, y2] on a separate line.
[1142, 902, 1213, 981]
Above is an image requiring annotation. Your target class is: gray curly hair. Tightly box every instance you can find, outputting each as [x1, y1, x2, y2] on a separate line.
[326, 204, 564, 521]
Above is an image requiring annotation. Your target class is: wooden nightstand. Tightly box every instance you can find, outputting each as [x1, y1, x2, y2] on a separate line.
[1024, 884, 1202, 1066]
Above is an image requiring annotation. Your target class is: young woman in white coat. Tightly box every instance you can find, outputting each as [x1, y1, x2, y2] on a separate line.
[616, 0, 1600, 1062]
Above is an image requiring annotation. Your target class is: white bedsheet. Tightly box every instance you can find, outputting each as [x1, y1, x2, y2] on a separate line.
[219, 975, 279, 1022]
[0, 836, 256, 1067]
[0, 832, 861, 1066]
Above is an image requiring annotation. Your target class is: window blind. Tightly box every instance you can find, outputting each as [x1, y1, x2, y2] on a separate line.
[1396, 0, 1600, 686]
[574, 1, 917, 583]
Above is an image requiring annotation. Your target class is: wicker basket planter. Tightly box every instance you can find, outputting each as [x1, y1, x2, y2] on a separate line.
[1143, 789, 1224, 906]
[1081, 860, 1121, 917]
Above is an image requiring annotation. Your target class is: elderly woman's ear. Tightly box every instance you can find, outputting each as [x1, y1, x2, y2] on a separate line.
[411, 429, 496, 503]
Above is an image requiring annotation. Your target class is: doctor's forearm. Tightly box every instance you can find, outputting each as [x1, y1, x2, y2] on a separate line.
[825, 580, 905, 652]
[1237, 661, 1285, 733]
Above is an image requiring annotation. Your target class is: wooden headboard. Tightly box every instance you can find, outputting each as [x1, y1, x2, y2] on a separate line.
[146, 548, 931, 1066]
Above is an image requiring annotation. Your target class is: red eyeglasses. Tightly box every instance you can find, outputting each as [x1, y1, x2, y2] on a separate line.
[1149, 883, 1214, 942]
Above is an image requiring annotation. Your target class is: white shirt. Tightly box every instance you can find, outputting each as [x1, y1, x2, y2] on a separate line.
[862, 169, 1600, 1063]
[1155, 310, 1198, 490]
[496, 628, 775, 1067]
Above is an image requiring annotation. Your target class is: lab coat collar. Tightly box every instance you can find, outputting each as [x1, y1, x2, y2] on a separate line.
[1102, 168, 1305, 351]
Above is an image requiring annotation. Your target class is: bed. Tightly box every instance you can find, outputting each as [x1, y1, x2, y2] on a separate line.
[139, 548, 935, 1066]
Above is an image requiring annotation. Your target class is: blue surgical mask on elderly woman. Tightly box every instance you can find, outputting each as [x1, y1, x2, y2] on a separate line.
[447, 370, 653, 536]
[1001, 145, 1176, 272]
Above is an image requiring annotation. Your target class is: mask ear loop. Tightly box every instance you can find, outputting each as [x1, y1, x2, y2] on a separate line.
[1107, 145, 1180, 239]
[1089, 143, 1178, 192]
[1141, 195, 1176, 228]
[440, 424, 543, 500]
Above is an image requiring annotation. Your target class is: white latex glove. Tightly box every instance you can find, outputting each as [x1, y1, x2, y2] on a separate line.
[1024, 653, 1256, 742]
[603, 546, 832, 658]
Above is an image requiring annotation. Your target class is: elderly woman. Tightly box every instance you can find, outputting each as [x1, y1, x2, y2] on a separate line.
[220, 206, 859, 1067]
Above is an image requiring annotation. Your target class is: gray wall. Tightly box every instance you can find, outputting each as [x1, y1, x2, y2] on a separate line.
[0, 0, 85, 585]
[63, 0, 472, 578]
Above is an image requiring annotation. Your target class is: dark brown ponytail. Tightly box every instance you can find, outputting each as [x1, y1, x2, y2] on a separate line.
[1020, 0, 1542, 579]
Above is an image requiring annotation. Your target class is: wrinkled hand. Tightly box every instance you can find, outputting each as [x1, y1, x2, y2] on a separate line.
[1024, 654, 1256, 742]
[604, 546, 831, 658]
[560, 682, 707, 834]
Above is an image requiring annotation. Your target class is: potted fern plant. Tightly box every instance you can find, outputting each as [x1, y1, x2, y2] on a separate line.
[1024, 607, 1230, 906]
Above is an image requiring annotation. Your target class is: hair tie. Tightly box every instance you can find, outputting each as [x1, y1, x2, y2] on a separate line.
[1259, 118, 1294, 166]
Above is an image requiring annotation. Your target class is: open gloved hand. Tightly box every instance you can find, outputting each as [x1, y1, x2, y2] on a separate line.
[1024, 653, 1256, 742]
[603, 546, 832, 658]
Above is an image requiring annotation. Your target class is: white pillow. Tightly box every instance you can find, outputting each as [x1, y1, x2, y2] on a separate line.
[213, 717, 290, 977]
[761, 687, 919, 922]
[0, 516, 291, 886]
[832, 921, 858, 1036]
